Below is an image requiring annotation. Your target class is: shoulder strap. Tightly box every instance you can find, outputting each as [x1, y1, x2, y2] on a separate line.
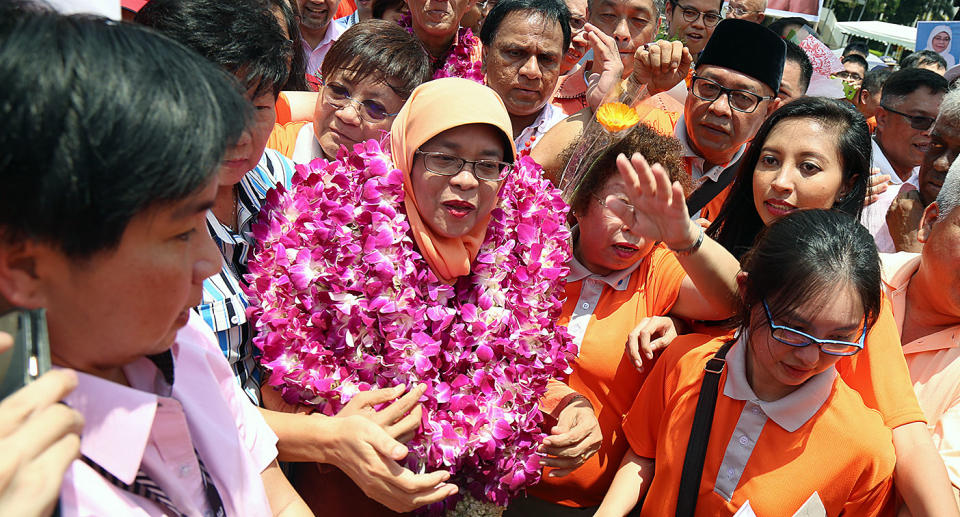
[685, 157, 742, 217]
[674, 339, 735, 517]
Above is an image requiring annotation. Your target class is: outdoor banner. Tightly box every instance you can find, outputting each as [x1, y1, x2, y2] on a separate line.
[765, 0, 822, 22]
[916, 21, 960, 68]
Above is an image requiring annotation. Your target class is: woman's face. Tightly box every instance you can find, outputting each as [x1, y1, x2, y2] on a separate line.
[933, 31, 951, 53]
[410, 124, 506, 239]
[573, 175, 656, 276]
[219, 88, 277, 186]
[752, 118, 849, 226]
[313, 71, 406, 160]
[746, 284, 864, 401]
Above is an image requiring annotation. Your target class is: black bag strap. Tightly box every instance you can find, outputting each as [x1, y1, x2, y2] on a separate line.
[674, 340, 735, 517]
[685, 157, 742, 217]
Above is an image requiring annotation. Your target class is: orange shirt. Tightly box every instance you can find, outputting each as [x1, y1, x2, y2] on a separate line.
[836, 294, 926, 429]
[528, 245, 686, 507]
[267, 121, 310, 161]
[623, 334, 897, 516]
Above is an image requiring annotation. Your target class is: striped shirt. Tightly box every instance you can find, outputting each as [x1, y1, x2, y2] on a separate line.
[194, 149, 296, 405]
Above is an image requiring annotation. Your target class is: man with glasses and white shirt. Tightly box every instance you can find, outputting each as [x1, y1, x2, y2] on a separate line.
[723, 0, 764, 23]
[861, 68, 947, 252]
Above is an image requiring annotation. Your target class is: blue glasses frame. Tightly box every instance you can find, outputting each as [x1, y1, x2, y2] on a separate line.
[761, 299, 867, 356]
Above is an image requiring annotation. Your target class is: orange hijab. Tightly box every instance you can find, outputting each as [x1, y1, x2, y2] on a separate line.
[390, 78, 517, 284]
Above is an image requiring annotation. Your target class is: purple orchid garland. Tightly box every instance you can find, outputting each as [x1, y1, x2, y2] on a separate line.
[399, 15, 485, 84]
[244, 139, 575, 512]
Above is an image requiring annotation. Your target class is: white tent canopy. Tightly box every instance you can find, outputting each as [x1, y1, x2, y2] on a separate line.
[835, 21, 918, 49]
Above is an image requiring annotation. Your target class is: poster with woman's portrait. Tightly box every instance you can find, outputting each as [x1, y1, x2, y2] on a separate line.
[917, 22, 960, 69]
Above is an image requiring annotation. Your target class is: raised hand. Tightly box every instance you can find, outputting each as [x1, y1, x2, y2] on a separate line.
[631, 40, 693, 95]
[613, 152, 700, 251]
[582, 23, 624, 110]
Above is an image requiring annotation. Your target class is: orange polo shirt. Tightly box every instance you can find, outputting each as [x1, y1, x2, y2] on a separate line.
[835, 294, 926, 429]
[882, 252, 960, 489]
[528, 244, 686, 507]
[623, 333, 896, 516]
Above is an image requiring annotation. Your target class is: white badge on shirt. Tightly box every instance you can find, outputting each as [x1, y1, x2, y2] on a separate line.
[792, 492, 827, 517]
[733, 500, 757, 517]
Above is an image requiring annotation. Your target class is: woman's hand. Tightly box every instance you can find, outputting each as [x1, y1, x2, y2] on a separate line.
[0, 354, 83, 517]
[538, 398, 601, 478]
[631, 40, 693, 95]
[614, 152, 699, 251]
[583, 23, 624, 110]
[626, 316, 679, 372]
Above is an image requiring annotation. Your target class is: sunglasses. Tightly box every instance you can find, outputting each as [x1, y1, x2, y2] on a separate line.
[881, 105, 935, 131]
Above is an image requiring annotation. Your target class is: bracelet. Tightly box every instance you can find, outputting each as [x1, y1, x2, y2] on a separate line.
[669, 226, 704, 256]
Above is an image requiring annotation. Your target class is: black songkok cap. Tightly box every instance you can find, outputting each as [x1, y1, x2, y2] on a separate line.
[696, 19, 786, 95]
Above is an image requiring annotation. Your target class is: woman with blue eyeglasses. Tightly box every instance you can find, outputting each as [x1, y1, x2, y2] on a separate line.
[597, 209, 897, 516]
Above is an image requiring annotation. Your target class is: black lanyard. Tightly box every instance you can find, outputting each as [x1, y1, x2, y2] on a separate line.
[81, 450, 226, 517]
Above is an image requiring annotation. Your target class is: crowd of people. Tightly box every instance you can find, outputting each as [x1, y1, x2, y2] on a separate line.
[1, 0, 959, 516]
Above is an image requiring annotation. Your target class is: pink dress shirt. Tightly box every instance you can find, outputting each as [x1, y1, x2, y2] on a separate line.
[882, 252, 960, 489]
[59, 312, 278, 516]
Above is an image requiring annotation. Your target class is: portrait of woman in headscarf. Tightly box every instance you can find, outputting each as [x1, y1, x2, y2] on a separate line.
[925, 25, 956, 68]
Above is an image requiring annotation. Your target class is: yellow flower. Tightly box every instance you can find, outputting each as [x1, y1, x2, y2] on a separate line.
[596, 102, 640, 132]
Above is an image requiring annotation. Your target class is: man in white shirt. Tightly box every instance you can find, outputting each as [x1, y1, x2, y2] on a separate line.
[861, 68, 947, 252]
[480, 0, 572, 151]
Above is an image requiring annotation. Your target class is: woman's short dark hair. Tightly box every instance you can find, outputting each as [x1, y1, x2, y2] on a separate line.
[136, 0, 292, 98]
[321, 20, 432, 99]
[480, 0, 571, 54]
[739, 209, 882, 336]
[708, 97, 871, 259]
[0, 10, 249, 258]
[566, 123, 690, 217]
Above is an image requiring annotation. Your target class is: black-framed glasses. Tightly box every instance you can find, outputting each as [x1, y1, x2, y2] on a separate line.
[670, 0, 721, 27]
[761, 299, 866, 356]
[415, 150, 512, 181]
[834, 70, 863, 83]
[689, 75, 772, 113]
[322, 82, 400, 122]
[569, 15, 587, 31]
[880, 104, 935, 131]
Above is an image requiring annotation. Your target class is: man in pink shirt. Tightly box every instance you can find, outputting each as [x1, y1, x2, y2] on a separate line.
[0, 10, 310, 516]
[882, 159, 960, 502]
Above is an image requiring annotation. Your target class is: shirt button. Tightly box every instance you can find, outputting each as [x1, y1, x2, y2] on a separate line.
[752, 406, 762, 415]
[179, 465, 191, 477]
[581, 302, 590, 309]
[230, 315, 239, 324]
[739, 436, 748, 446]
[727, 467, 736, 477]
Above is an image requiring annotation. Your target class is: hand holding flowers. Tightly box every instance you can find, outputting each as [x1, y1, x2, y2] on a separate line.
[538, 398, 602, 478]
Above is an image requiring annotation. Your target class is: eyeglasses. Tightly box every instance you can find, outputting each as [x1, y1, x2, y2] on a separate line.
[569, 15, 587, 31]
[322, 82, 400, 122]
[834, 70, 863, 83]
[670, 1, 722, 27]
[415, 150, 512, 181]
[723, 4, 760, 18]
[593, 194, 636, 220]
[880, 104, 936, 131]
[689, 75, 772, 113]
[761, 299, 866, 356]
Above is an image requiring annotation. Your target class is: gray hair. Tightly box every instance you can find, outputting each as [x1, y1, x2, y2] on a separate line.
[936, 87, 960, 129]
[936, 157, 960, 216]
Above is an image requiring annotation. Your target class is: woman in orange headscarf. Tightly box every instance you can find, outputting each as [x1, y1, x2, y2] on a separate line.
[255, 77, 588, 516]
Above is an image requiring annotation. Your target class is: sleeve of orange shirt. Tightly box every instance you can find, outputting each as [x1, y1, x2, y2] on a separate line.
[647, 246, 687, 316]
[837, 296, 926, 429]
[267, 121, 308, 161]
[540, 379, 580, 419]
[621, 334, 712, 458]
